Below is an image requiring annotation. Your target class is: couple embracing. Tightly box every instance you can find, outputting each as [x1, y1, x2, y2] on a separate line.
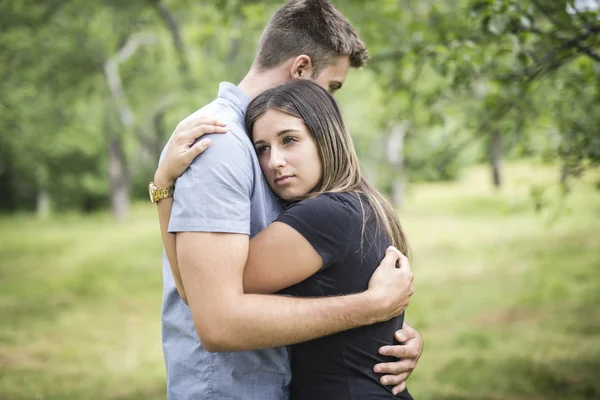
[150, 1, 423, 398]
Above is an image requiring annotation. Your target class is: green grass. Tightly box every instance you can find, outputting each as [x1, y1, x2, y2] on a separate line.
[1, 162, 599, 399]
[0, 209, 166, 399]
[401, 163, 600, 400]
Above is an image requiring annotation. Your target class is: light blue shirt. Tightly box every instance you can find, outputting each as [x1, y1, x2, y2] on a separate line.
[161, 82, 291, 399]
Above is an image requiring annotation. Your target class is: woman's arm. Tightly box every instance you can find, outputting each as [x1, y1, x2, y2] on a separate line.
[244, 194, 354, 293]
[155, 189, 188, 303]
[154, 117, 228, 304]
[243, 221, 323, 293]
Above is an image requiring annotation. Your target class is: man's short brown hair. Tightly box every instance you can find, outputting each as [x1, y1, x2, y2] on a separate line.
[255, 0, 369, 77]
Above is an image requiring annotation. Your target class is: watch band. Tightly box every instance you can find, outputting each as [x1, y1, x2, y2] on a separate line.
[149, 182, 174, 203]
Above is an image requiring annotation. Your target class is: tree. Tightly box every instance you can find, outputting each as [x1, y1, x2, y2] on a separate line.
[450, 0, 600, 183]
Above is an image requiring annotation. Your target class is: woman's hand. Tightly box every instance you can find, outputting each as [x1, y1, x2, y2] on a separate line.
[154, 116, 228, 187]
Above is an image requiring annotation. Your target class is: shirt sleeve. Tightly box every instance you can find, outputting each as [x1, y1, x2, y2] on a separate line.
[275, 193, 359, 269]
[167, 113, 254, 235]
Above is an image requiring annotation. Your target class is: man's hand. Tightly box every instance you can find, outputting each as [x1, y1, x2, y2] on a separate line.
[154, 117, 227, 187]
[374, 323, 423, 394]
[367, 246, 414, 322]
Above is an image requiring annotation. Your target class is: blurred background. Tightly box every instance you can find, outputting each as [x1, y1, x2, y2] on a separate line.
[1, 0, 599, 399]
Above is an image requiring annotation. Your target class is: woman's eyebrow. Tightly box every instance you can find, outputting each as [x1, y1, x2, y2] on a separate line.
[277, 129, 301, 137]
[254, 129, 301, 145]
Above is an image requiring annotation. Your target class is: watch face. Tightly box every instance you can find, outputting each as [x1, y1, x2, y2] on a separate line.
[149, 182, 155, 203]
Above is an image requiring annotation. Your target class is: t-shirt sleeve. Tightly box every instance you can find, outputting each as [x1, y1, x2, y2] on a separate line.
[167, 116, 254, 235]
[275, 193, 358, 269]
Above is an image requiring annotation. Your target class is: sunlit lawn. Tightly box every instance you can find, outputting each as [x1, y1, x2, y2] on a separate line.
[1, 162, 599, 399]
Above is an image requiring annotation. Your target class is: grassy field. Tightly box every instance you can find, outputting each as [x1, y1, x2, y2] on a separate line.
[1, 162, 599, 400]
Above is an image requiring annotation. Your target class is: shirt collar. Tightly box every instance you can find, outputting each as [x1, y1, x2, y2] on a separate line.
[217, 82, 252, 115]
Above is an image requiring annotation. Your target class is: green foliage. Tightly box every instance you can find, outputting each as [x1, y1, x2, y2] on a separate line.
[1, 0, 598, 215]
[461, 0, 600, 171]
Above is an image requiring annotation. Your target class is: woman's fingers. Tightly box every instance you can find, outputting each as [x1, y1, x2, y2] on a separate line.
[181, 124, 228, 143]
[176, 117, 226, 134]
[158, 116, 227, 182]
[194, 118, 226, 127]
[185, 138, 212, 163]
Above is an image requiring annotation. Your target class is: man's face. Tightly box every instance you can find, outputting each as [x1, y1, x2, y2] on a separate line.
[308, 56, 350, 96]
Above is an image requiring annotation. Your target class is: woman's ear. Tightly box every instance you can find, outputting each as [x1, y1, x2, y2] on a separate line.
[290, 55, 313, 80]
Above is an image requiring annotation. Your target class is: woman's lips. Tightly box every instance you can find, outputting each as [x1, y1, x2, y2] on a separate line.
[274, 175, 294, 186]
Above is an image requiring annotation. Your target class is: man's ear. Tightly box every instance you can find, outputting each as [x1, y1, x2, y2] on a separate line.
[290, 55, 313, 80]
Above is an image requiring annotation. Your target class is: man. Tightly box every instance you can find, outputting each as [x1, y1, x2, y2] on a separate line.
[152, 1, 422, 398]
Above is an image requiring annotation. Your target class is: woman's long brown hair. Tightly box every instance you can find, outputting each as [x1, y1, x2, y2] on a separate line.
[245, 79, 410, 257]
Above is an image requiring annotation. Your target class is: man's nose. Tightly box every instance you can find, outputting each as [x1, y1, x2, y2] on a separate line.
[268, 148, 286, 170]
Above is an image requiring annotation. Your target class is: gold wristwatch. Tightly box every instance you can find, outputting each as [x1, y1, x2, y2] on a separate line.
[149, 181, 174, 203]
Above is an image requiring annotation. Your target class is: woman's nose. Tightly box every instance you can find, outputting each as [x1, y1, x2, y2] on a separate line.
[268, 148, 286, 170]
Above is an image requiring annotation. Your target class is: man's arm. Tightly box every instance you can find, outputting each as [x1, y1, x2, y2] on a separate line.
[177, 231, 411, 352]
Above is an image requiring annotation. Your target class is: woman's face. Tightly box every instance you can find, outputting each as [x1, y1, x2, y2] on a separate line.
[252, 109, 322, 200]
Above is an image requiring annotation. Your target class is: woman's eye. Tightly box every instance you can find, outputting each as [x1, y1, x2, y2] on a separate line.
[282, 136, 297, 145]
[255, 145, 268, 154]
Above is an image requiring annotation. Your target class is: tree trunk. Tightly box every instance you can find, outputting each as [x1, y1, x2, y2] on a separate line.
[559, 163, 571, 193]
[153, 108, 167, 164]
[490, 130, 502, 189]
[103, 33, 154, 220]
[391, 177, 406, 210]
[148, 95, 176, 164]
[35, 165, 50, 219]
[36, 188, 50, 220]
[386, 122, 408, 209]
[154, 0, 192, 81]
[108, 136, 129, 221]
[228, 16, 244, 63]
[364, 167, 379, 191]
[560, 163, 569, 185]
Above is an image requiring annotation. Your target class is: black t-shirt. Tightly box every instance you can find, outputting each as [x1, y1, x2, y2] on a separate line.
[276, 192, 412, 400]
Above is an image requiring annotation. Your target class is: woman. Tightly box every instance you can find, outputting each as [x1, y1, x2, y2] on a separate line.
[157, 79, 413, 399]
